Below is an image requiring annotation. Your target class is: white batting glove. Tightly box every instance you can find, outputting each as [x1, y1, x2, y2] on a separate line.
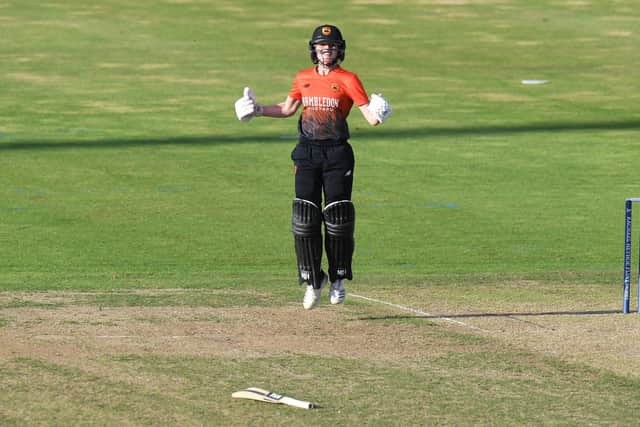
[367, 93, 392, 124]
[234, 87, 263, 122]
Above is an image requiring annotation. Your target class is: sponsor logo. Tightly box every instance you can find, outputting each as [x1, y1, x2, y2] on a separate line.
[302, 96, 339, 111]
[267, 392, 283, 400]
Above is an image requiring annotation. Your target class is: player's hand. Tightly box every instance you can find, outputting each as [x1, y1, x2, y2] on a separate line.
[234, 87, 263, 122]
[367, 93, 392, 124]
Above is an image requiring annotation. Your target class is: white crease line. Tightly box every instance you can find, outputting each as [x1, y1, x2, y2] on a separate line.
[350, 293, 490, 333]
[32, 335, 221, 339]
[95, 335, 223, 339]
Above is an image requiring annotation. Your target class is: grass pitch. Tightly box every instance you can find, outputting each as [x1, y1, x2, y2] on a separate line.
[1, 288, 640, 426]
[1, 0, 640, 425]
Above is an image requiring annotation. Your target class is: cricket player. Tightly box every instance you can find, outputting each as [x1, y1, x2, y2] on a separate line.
[235, 24, 392, 309]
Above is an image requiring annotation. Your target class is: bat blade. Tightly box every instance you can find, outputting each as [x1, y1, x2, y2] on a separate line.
[232, 387, 314, 409]
[232, 388, 280, 404]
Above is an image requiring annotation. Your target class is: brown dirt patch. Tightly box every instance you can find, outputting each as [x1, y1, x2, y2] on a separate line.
[0, 291, 457, 365]
[349, 286, 640, 378]
[472, 311, 640, 374]
[1, 289, 638, 379]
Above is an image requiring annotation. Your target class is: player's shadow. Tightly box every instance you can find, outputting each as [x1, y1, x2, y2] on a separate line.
[1, 119, 639, 151]
[357, 309, 620, 322]
[356, 118, 640, 139]
[0, 134, 278, 151]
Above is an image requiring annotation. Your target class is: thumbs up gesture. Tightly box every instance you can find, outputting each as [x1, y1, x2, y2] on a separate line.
[234, 87, 263, 121]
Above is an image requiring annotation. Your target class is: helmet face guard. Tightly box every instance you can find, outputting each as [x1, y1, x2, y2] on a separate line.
[309, 25, 346, 65]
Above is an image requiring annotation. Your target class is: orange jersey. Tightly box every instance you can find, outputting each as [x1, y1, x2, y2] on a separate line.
[289, 66, 369, 143]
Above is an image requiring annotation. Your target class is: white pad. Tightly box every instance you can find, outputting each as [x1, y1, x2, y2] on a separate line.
[234, 87, 262, 122]
[367, 93, 392, 124]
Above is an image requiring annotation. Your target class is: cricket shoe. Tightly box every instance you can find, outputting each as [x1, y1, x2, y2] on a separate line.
[329, 279, 346, 305]
[303, 273, 328, 310]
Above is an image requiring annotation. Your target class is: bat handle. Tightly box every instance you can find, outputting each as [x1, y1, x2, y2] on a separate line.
[281, 397, 314, 409]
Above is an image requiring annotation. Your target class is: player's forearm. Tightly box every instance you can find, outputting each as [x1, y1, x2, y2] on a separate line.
[261, 103, 295, 118]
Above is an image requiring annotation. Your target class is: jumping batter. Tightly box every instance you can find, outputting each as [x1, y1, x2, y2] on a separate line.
[235, 24, 392, 309]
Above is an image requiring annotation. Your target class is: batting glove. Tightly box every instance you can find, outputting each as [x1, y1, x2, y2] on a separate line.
[234, 87, 263, 122]
[367, 93, 392, 124]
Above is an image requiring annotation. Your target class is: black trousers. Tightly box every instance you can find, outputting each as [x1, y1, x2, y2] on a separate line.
[290, 142, 355, 207]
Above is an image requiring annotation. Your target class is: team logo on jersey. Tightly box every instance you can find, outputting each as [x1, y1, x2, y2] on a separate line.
[304, 83, 311, 88]
[302, 96, 340, 110]
[322, 26, 332, 36]
[331, 83, 340, 92]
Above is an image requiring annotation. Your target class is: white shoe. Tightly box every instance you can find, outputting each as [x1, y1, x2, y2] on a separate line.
[303, 274, 328, 310]
[329, 279, 346, 305]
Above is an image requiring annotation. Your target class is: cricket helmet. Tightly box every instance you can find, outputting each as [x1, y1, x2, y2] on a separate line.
[309, 25, 346, 65]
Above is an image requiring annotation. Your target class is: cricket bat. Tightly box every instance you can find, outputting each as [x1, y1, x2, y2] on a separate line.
[232, 387, 315, 410]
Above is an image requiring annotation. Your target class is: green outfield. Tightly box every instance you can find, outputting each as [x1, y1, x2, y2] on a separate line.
[1, 0, 640, 425]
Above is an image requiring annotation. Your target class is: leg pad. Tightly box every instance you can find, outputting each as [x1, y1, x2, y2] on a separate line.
[292, 199, 324, 288]
[323, 200, 355, 282]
